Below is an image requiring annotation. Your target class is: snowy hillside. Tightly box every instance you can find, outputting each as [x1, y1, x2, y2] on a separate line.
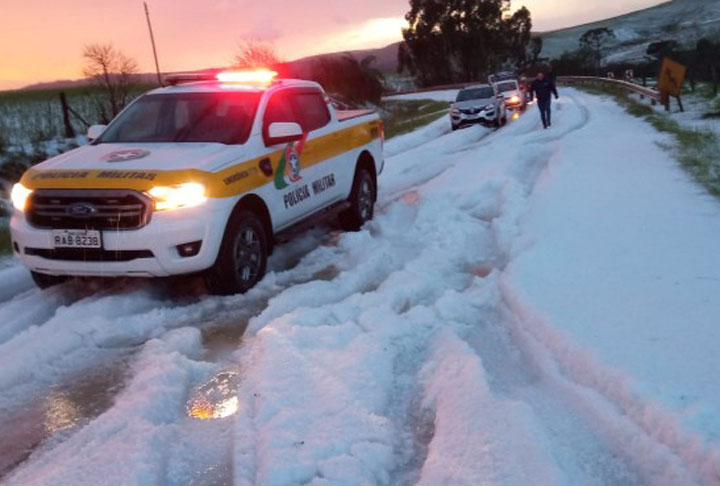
[1, 90, 720, 484]
[541, 0, 720, 62]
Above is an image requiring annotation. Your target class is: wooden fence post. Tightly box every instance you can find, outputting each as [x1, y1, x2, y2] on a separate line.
[59, 92, 75, 138]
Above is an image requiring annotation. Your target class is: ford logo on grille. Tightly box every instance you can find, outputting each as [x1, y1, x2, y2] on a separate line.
[67, 203, 97, 216]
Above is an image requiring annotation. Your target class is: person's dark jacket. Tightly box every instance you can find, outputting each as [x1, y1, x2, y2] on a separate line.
[530, 78, 558, 103]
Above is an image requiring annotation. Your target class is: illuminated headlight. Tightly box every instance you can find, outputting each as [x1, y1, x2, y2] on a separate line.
[11, 183, 32, 211]
[148, 183, 207, 211]
[509, 95, 520, 104]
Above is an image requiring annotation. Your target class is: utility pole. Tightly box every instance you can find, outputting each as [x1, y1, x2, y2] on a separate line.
[144, 2, 163, 86]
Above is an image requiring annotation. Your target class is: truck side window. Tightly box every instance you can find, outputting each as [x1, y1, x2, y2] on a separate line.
[292, 91, 331, 132]
[263, 91, 297, 127]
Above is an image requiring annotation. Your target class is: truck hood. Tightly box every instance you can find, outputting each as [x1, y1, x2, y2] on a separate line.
[35, 142, 242, 173]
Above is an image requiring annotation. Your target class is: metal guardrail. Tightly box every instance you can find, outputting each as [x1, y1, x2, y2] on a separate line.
[556, 76, 662, 104]
[387, 76, 663, 105]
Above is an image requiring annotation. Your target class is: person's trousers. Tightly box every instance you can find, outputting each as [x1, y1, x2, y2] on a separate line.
[538, 99, 552, 128]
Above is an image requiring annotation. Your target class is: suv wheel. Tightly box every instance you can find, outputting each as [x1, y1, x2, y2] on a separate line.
[339, 168, 375, 231]
[205, 210, 268, 295]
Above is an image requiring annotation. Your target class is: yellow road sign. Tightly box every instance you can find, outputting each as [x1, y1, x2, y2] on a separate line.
[658, 58, 686, 97]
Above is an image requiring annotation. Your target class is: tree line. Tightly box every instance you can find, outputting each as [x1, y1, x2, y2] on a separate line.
[551, 27, 720, 95]
[398, 0, 533, 86]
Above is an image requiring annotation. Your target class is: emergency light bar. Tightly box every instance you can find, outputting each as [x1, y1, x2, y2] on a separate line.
[164, 70, 278, 86]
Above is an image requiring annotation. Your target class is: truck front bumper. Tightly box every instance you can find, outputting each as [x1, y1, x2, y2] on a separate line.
[10, 199, 233, 278]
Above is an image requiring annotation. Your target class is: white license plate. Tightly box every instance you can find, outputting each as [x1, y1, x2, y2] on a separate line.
[51, 230, 102, 249]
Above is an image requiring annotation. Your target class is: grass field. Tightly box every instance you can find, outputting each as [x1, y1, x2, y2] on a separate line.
[0, 83, 156, 148]
[580, 85, 720, 198]
[0, 226, 11, 256]
[379, 99, 449, 139]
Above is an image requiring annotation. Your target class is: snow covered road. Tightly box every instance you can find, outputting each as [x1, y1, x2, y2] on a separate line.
[0, 89, 719, 485]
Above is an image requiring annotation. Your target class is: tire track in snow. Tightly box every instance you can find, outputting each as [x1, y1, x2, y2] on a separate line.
[0, 230, 353, 482]
[456, 92, 708, 485]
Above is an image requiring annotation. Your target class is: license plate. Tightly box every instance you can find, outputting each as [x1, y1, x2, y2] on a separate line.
[51, 230, 102, 249]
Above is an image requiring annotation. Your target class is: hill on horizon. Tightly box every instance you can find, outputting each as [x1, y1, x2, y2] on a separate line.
[539, 0, 720, 64]
[12, 0, 720, 92]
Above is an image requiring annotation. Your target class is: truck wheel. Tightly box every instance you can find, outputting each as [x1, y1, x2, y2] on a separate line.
[339, 168, 375, 231]
[31, 271, 69, 289]
[205, 210, 268, 295]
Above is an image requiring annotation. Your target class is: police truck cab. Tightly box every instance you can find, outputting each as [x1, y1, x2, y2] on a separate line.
[10, 70, 384, 294]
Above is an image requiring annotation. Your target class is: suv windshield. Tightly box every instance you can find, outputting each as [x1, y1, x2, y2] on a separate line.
[98, 92, 261, 144]
[456, 87, 494, 102]
[496, 81, 518, 93]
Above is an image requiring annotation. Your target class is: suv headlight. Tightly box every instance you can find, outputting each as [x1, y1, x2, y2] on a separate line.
[483, 104, 495, 111]
[451, 108, 460, 114]
[11, 183, 32, 211]
[148, 182, 207, 211]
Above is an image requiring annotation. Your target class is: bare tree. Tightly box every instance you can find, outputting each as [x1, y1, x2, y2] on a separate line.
[579, 28, 616, 75]
[83, 43, 139, 123]
[233, 38, 282, 69]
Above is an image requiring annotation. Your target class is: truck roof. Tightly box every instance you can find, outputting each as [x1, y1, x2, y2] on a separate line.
[147, 80, 321, 95]
[150, 72, 322, 95]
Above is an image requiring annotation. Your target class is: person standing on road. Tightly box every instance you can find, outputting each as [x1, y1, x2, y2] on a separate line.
[530, 71, 559, 129]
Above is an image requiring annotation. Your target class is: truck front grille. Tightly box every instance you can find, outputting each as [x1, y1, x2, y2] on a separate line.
[27, 189, 152, 230]
[25, 247, 154, 262]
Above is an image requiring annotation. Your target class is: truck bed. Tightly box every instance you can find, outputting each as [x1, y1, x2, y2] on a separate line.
[336, 109, 376, 122]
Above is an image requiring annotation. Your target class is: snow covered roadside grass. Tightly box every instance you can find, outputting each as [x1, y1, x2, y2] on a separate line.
[578, 84, 720, 198]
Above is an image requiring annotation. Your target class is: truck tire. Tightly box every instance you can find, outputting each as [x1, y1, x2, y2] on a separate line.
[31, 271, 69, 289]
[339, 167, 375, 231]
[205, 210, 268, 295]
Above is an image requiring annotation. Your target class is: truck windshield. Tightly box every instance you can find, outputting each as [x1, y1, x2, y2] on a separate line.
[97, 92, 261, 144]
[456, 88, 494, 101]
[496, 81, 518, 93]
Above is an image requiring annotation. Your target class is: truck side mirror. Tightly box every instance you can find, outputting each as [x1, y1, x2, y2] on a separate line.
[265, 122, 303, 146]
[87, 124, 106, 142]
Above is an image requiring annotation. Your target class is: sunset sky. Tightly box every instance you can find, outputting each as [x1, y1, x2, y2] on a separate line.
[0, 0, 664, 90]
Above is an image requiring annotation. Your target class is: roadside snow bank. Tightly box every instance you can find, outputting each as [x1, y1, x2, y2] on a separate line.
[505, 90, 720, 483]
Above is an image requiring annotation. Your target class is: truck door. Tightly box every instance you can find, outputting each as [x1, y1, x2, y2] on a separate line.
[262, 88, 340, 228]
[290, 89, 343, 209]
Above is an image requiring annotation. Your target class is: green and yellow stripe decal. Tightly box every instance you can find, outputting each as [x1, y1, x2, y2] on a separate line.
[21, 120, 381, 198]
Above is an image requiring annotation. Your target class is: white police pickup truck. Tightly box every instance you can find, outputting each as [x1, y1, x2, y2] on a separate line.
[10, 70, 384, 294]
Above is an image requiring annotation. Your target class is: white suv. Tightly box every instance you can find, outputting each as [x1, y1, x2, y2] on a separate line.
[450, 85, 507, 130]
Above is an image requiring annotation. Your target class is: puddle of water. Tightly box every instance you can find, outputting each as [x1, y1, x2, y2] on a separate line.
[0, 360, 129, 478]
[187, 371, 240, 420]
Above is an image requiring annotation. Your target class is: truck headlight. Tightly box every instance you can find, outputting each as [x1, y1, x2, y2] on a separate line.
[11, 183, 32, 211]
[148, 183, 207, 211]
